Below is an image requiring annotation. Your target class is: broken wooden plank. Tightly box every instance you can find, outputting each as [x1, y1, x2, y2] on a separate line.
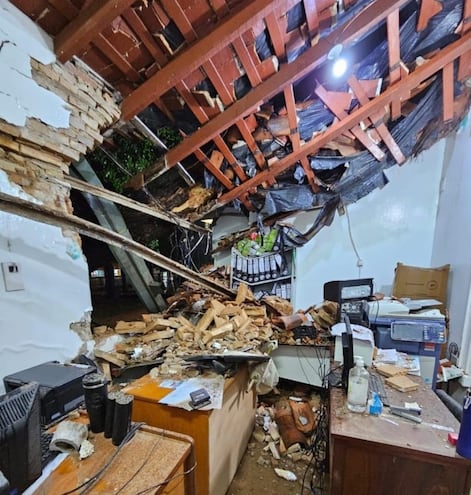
[442, 62, 455, 121]
[315, 84, 386, 161]
[202, 322, 234, 344]
[114, 320, 148, 334]
[48, 174, 209, 233]
[416, 0, 442, 32]
[348, 75, 406, 164]
[387, 10, 402, 119]
[141, 329, 175, 342]
[0, 191, 234, 298]
[94, 349, 127, 367]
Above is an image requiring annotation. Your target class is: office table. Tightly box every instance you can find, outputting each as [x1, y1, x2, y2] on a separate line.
[30, 425, 195, 495]
[123, 365, 256, 495]
[330, 377, 471, 495]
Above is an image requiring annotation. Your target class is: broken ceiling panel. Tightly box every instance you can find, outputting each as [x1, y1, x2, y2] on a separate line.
[9, 0, 471, 239]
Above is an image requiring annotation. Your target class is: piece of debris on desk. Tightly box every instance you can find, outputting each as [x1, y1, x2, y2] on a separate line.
[79, 439, 95, 460]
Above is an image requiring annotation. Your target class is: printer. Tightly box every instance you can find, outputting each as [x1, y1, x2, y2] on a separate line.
[3, 361, 96, 424]
[368, 310, 446, 389]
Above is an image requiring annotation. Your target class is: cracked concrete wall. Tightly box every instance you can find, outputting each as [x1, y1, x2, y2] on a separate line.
[0, 1, 120, 392]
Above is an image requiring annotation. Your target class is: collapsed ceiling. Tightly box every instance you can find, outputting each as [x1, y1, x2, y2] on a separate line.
[10, 0, 471, 243]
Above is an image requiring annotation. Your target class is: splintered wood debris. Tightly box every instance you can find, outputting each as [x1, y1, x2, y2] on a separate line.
[91, 275, 339, 379]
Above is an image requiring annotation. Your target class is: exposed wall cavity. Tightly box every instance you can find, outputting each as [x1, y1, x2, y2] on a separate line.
[0, 1, 70, 127]
[0, 2, 121, 392]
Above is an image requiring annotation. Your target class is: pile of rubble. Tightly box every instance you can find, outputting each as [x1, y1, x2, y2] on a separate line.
[91, 277, 339, 381]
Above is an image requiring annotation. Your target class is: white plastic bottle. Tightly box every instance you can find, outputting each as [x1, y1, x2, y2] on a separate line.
[347, 357, 369, 413]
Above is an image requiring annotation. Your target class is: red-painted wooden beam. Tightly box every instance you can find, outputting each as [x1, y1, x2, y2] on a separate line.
[55, 0, 136, 62]
[121, 0, 287, 120]
[214, 31, 471, 206]
[161, 0, 411, 169]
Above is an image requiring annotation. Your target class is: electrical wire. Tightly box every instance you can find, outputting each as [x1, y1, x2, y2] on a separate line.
[58, 422, 145, 495]
[300, 390, 329, 495]
[343, 202, 363, 277]
[133, 462, 197, 495]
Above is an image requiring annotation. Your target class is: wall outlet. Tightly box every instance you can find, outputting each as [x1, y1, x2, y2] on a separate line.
[1, 262, 25, 291]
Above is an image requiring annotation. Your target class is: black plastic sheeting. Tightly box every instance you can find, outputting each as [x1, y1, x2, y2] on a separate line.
[253, 75, 446, 222]
[241, 0, 465, 241]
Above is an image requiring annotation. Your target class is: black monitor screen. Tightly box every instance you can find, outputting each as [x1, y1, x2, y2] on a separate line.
[0, 382, 42, 493]
[341, 314, 355, 390]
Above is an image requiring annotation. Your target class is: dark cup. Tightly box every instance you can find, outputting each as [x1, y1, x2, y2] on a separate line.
[82, 372, 108, 433]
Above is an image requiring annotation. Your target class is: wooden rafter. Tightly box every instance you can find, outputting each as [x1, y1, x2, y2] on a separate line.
[0, 192, 233, 298]
[302, 0, 320, 38]
[48, 176, 209, 233]
[93, 35, 141, 82]
[416, 0, 443, 32]
[265, 10, 318, 191]
[348, 75, 406, 164]
[232, 36, 263, 87]
[442, 62, 455, 121]
[159, 0, 410, 171]
[121, 9, 168, 67]
[458, 0, 471, 80]
[213, 30, 471, 207]
[387, 9, 402, 119]
[55, 0, 136, 62]
[121, 0, 287, 120]
[315, 84, 386, 161]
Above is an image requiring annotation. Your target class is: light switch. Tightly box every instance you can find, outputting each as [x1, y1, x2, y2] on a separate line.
[1, 262, 25, 291]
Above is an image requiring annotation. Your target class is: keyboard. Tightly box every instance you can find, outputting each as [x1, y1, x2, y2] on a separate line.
[369, 371, 389, 406]
[40, 431, 59, 468]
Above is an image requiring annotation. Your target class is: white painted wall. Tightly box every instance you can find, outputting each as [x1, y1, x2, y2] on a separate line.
[292, 140, 445, 310]
[0, 2, 92, 393]
[432, 112, 471, 365]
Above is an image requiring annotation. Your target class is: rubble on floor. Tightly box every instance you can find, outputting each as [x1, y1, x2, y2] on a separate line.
[234, 382, 328, 493]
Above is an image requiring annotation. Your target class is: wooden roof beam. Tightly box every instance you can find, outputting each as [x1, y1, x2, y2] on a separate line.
[214, 31, 471, 206]
[442, 62, 455, 121]
[162, 0, 411, 168]
[387, 10, 402, 120]
[348, 75, 406, 164]
[458, 0, 471, 80]
[121, 0, 287, 120]
[315, 84, 386, 161]
[55, 0, 136, 62]
[416, 0, 443, 32]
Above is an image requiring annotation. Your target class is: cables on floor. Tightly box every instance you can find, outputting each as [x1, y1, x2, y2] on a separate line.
[300, 389, 329, 495]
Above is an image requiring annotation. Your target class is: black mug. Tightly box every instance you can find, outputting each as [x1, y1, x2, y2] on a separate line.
[82, 373, 108, 433]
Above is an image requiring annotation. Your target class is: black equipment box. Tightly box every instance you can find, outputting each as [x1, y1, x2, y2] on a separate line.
[3, 361, 96, 424]
[324, 278, 373, 324]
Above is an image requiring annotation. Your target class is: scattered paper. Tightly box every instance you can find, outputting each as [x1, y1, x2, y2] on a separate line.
[375, 348, 398, 364]
[331, 323, 375, 346]
[159, 376, 225, 411]
[274, 468, 297, 481]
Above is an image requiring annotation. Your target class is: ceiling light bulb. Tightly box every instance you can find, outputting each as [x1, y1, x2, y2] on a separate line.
[332, 57, 347, 78]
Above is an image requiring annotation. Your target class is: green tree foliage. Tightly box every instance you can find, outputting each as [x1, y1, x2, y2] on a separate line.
[89, 134, 158, 192]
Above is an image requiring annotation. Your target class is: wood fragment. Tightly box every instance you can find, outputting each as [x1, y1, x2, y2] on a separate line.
[141, 329, 175, 342]
[195, 308, 216, 333]
[202, 322, 234, 344]
[114, 320, 147, 334]
[94, 349, 127, 367]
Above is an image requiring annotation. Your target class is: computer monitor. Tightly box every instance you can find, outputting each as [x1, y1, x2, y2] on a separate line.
[341, 313, 355, 390]
[0, 382, 42, 493]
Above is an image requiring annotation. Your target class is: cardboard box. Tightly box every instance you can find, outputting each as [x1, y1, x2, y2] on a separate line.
[392, 262, 450, 306]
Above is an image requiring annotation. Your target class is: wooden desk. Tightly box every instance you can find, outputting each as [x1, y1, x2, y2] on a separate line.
[31, 425, 195, 495]
[123, 366, 256, 495]
[329, 377, 471, 495]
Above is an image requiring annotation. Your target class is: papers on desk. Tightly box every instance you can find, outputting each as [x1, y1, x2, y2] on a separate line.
[374, 350, 421, 376]
[158, 376, 225, 411]
[331, 323, 375, 346]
